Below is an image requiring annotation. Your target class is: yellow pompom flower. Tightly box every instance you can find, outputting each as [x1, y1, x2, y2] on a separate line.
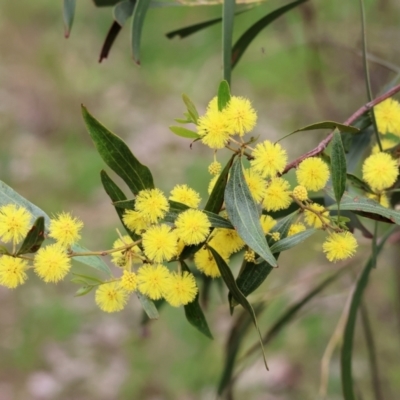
[0, 204, 32, 245]
[250, 140, 288, 178]
[95, 282, 128, 313]
[244, 169, 266, 203]
[304, 203, 330, 228]
[0, 256, 28, 288]
[49, 212, 83, 247]
[137, 264, 170, 300]
[288, 223, 306, 237]
[34, 244, 71, 283]
[197, 109, 231, 149]
[122, 210, 150, 234]
[374, 98, 400, 136]
[174, 209, 211, 245]
[262, 178, 292, 212]
[362, 152, 398, 191]
[111, 236, 142, 267]
[206, 96, 218, 112]
[260, 215, 276, 234]
[164, 271, 198, 307]
[292, 185, 308, 201]
[120, 270, 138, 293]
[296, 157, 330, 191]
[169, 184, 201, 208]
[372, 138, 398, 154]
[225, 96, 257, 136]
[244, 250, 256, 263]
[367, 192, 390, 208]
[194, 246, 226, 278]
[210, 228, 245, 256]
[142, 224, 178, 263]
[322, 231, 358, 262]
[134, 188, 169, 224]
[208, 161, 222, 176]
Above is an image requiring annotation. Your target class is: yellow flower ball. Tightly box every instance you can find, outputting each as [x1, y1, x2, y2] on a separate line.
[362, 152, 398, 191]
[208, 161, 222, 176]
[34, 244, 71, 283]
[262, 178, 292, 212]
[49, 212, 83, 247]
[164, 271, 198, 307]
[225, 96, 257, 136]
[142, 224, 178, 263]
[0, 256, 28, 288]
[122, 210, 150, 234]
[95, 281, 128, 313]
[169, 184, 201, 208]
[322, 231, 358, 262]
[137, 264, 170, 300]
[197, 109, 231, 149]
[194, 245, 225, 278]
[110, 235, 142, 268]
[296, 157, 330, 192]
[244, 168, 266, 203]
[288, 223, 306, 237]
[374, 98, 400, 136]
[260, 215, 276, 234]
[210, 228, 245, 256]
[304, 203, 330, 228]
[174, 209, 211, 245]
[0, 204, 32, 245]
[134, 188, 169, 224]
[292, 185, 308, 201]
[120, 270, 138, 293]
[250, 140, 288, 178]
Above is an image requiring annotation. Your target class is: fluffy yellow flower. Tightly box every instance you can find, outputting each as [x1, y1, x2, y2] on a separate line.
[322, 231, 358, 262]
[34, 244, 71, 283]
[49, 212, 83, 247]
[210, 228, 245, 256]
[122, 210, 150, 234]
[137, 264, 170, 300]
[250, 140, 288, 178]
[142, 224, 177, 263]
[164, 271, 198, 307]
[296, 157, 330, 191]
[194, 246, 226, 278]
[95, 281, 128, 313]
[260, 215, 276, 234]
[362, 152, 398, 191]
[304, 203, 330, 228]
[244, 169, 266, 203]
[0, 256, 28, 288]
[288, 223, 306, 237]
[174, 209, 211, 245]
[374, 98, 400, 136]
[169, 184, 201, 208]
[208, 161, 222, 176]
[292, 185, 308, 201]
[110, 236, 142, 267]
[367, 192, 390, 208]
[262, 178, 292, 212]
[225, 96, 257, 136]
[0, 204, 32, 245]
[120, 270, 138, 293]
[206, 96, 218, 112]
[134, 188, 169, 224]
[372, 138, 398, 154]
[197, 109, 231, 149]
[208, 175, 220, 195]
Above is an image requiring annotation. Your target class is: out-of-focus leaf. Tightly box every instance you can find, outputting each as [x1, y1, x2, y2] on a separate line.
[341, 227, 394, 400]
[99, 21, 122, 62]
[71, 273, 103, 285]
[218, 80, 231, 111]
[182, 94, 199, 124]
[113, 0, 136, 26]
[346, 173, 374, 194]
[331, 130, 347, 205]
[231, 0, 307, 68]
[93, 0, 120, 6]
[222, 0, 235, 84]
[16, 217, 45, 255]
[270, 229, 317, 254]
[82, 106, 154, 194]
[137, 292, 159, 319]
[131, 0, 152, 64]
[75, 286, 95, 297]
[225, 157, 277, 266]
[169, 126, 200, 139]
[182, 261, 213, 339]
[63, 0, 76, 38]
[71, 243, 112, 276]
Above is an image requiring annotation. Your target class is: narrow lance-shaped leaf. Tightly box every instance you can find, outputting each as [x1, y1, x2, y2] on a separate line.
[82, 106, 154, 194]
[182, 94, 199, 124]
[16, 217, 45, 255]
[218, 80, 231, 111]
[137, 292, 159, 320]
[330, 130, 347, 207]
[270, 229, 317, 254]
[224, 157, 277, 266]
[169, 126, 200, 139]
[71, 243, 112, 277]
[222, 0, 235, 84]
[63, 0, 76, 38]
[181, 261, 213, 339]
[130, 0, 152, 64]
[113, 0, 135, 26]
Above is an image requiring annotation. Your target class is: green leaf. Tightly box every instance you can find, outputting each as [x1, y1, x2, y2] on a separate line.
[0, 246, 8, 255]
[130, 0, 151, 64]
[224, 157, 277, 266]
[182, 94, 199, 124]
[222, 0, 235, 84]
[75, 286, 95, 297]
[341, 227, 394, 400]
[169, 126, 200, 139]
[93, 0, 120, 6]
[82, 106, 154, 194]
[16, 217, 45, 255]
[269, 229, 317, 254]
[218, 80, 231, 111]
[71, 273, 103, 285]
[113, 0, 136, 26]
[331, 130, 347, 205]
[112, 199, 135, 210]
[208, 245, 268, 374]
[137, 292, 159, 319]
[181, 261, 213, 339]
[346, 173, 374, 194]
[63, 0, 76, 38]
[71, 243, 112, 277]
[231, 0, 307, 69]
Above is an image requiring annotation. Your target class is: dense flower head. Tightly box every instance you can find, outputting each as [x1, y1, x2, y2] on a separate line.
[210, 228, 245, 256]
[292, 185, 308, 201]
[137, 264, 170, 300]
[0, 204, 32, 245]
[250, 140, 288, 178]
[120, 270, 138, 293]
[197, 109, 231, 149]
[260, 215, 276, 234]
[34, 244, 71, 283]
[244, 250, 256, 263]
[174, 209, 211, 245]
[49, 212, 83, 247]
[164, 271, 198, 307]
[111, 236, 142, 267]
[208, 175, 220, 195]
[134, 188, 169, 224]
[304, 203, 330, 228]
[169, 184, 201, 208]
[0, 256, 28, 288]
[374, 98, 400, 136]
[288, 223, 306, 237]
[362, 152, 398, 191]
[142, 224, 178, 263]
[194, 245, 226, 278]
[372, 138, 398, 154]
[322, 231, 358, 262]
[122, 210, 150, 234]
[208, 161, 222, 176]
[95, 282, 128, 313]
[262, 178, 292, 212]
[296, 157, 330, 192]
[225, 96, 257, 136]
[244, 169, 266, 203]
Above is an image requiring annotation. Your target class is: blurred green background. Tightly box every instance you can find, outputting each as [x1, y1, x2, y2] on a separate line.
[1, 0, 400, 399]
